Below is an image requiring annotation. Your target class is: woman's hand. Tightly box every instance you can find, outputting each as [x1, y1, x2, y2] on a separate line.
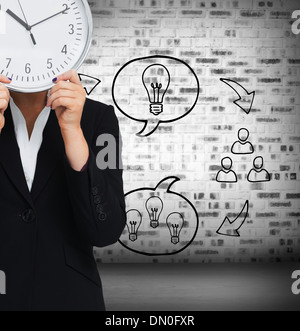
[47, 70, 86, 133]
[47, 70, 89, 171]
[0, 75, 12, 134]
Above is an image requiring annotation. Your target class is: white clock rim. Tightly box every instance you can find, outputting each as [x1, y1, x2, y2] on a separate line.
[6, 0, 93, 94]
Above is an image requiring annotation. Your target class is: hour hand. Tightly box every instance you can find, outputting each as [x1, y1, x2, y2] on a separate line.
[6, 9, 29, 30]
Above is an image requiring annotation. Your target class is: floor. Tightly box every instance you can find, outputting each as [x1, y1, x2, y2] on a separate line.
[99, 263, 300, 311]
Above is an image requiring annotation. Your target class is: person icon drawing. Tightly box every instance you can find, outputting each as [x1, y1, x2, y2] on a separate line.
[216, 157, 238, 183]
[231, 128, 254, 155]
[247, 156, 271, 183]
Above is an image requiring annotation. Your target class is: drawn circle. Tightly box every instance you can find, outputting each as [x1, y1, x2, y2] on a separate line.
[112, 55, 200, 136]
[221, 157, 233, 171]
[238, 128, 250, 142]
[254, 156, 264, 170]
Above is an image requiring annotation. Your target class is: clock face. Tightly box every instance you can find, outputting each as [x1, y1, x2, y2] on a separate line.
[0, 0, 93, 92]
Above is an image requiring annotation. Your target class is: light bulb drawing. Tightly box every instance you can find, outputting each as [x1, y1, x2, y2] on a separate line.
[166, 212, 185, 245]
[119, 177, 200, 256]
[126, 209, 142, 242]
[113, 56, 200, 137]
[145, 196, 163, 229]
[142, 64, 171, 116]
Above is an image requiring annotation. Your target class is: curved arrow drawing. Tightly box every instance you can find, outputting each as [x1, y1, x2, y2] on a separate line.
[217, 200, 249, 237]
[220, 78, 255, 114]
[78, 74, 101, 96]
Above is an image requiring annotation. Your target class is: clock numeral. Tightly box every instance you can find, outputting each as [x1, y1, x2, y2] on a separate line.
[47, 58, 53, 69]
[6, 58, 11, 69]
[61, 45, 68, 55]
[25, 63, 31, 74]
[69, 24, 74, 35]
[62, 4, 70, 14]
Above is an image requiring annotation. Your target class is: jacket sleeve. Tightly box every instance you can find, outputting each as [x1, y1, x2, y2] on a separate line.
[63, 104, 126, 247]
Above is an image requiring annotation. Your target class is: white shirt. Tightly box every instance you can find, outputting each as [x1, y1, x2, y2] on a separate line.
[10, 98, 51, 191]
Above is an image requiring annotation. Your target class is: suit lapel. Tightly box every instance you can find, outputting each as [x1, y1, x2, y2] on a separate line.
[30, 110, 65, 201]
[0, 106, 33, 207]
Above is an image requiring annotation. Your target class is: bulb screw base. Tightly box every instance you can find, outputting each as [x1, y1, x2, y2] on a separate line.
[129, 234, 138, 242]
[150, 103, 163, 116]
[150, 220, 159, 229]
[171, 236, 179, 245]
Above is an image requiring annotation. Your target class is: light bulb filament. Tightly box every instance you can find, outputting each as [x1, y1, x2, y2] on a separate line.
[151, 208, 158, 221]
[130, 221, 137, 234]
[151, 82, 163, 104]
[172, 224, 179, 237]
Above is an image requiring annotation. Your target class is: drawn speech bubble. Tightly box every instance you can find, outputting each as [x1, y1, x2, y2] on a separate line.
[112, 55, 200, 137]
[119, 177, 199, 256]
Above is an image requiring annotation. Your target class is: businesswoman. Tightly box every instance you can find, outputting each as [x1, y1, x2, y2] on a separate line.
[0, 71, 126, 311]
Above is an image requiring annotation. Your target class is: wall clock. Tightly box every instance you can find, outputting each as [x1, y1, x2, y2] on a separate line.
[0, 0, 93, 92]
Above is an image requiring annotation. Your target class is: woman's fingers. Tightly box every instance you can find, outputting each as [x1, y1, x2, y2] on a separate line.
[0, 87, 10, 114]
[49, 81, 79, 96]
[0, 75, 12, 84]
[53, 70, 82, 86]
[0, 76, 11, 132]
[47, 89, 76, 108]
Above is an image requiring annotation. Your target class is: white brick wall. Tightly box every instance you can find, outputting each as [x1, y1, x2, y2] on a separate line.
[82, 0, 300, 263]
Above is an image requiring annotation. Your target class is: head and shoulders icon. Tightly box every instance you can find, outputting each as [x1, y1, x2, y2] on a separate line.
[247, 156, 271, 183]
[216, 157, 238, 183]
[231, 128, 255, 155]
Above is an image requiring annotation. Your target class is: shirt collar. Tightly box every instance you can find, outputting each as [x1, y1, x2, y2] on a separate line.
[10, 95, 51, 142]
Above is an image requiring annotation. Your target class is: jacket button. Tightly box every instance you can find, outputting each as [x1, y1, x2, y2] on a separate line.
[98, 213, 107, 221]
[94, 195, 101, 204]
[21, 209, 36, 223]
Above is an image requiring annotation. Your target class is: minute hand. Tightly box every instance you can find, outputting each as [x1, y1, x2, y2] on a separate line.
[30, 7, 70, 29]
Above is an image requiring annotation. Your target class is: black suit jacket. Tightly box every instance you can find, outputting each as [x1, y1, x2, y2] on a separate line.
[0, 98, 126, 311]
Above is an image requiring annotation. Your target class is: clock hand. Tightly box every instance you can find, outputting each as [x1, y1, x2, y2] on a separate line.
[30, 6, 70, 29]
[29, 32, 36, 45]
[6, 9, 36, 46]
[6, 9, 29, 30]
[18, 0, 29, 25]
[17, 0, 37, 46]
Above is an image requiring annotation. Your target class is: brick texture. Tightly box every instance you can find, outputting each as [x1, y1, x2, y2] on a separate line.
[82, 0, 300, 263]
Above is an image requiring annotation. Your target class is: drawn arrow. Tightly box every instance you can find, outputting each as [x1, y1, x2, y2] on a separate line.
[216, 200, 249, 237]
[220, 78, 255, 114]
[78, 74, 101, 96]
